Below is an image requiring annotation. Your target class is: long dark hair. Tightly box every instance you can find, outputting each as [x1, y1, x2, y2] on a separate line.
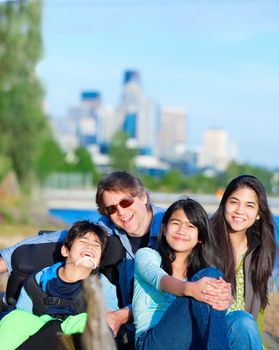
[210, 175, 276, 309]
[157, 197, 215, 279]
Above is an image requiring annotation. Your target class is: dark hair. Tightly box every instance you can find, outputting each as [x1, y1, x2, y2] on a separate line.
[96, 171, 150, 215]
[63, 220, 108, 259]
[157, 197, 215, 279]
[210, 175, 276, 308]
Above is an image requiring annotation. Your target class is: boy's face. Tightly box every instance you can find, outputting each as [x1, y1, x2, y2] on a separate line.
[62, 232, 102, 269]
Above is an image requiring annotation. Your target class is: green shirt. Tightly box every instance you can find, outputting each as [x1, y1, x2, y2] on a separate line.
[229, 251, 246, 312]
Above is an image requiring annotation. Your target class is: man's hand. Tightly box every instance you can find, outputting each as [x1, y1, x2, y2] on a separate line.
[106, 307, 132, 337]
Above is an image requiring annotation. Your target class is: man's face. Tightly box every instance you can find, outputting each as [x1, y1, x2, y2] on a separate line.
[102, 190, 151, 237]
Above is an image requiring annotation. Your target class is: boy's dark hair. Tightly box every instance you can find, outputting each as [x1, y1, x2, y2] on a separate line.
[96, 171, 150, 215]
[63, 220, 108, 258]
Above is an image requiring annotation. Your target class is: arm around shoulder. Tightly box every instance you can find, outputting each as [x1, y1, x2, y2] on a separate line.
[0, 256, 8, 273]
[0, 229, 66, 273]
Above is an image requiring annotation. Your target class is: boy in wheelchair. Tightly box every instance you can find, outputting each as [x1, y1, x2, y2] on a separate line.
[0, 220, 119, 349]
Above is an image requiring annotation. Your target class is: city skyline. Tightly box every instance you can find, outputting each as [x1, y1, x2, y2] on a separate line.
[37, 0, 279, 169]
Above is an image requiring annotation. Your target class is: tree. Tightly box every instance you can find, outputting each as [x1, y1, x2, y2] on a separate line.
[52, 147, 101, 187]
[0, 0, 51, 185]
[34, 137, 65, 181]
[0, 153, 12, 183]
[224, 161, 274, 193]
[109, 131, 137, 172]
[186, 173, 218, 194]
[159, 170, 186, 192]
[74, 147, 95, 173]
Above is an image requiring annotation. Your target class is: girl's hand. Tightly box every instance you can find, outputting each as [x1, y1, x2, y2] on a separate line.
[189, 277, 232, 311]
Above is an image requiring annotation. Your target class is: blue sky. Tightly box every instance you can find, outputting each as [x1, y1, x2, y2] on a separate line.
[37, 0, 279, 169]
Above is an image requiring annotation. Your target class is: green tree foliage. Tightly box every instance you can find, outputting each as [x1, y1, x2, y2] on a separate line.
[186, 173, 219, 194]
[109, 130, 137, 172]
[159, 170, 187, 192]
[74, 147, 95, 173]
[0, 153, 12, 182]
[140, 174, 161, 191]
[0, 0, 51, 184]
[59, 147, 95, 173]
[55, 147, 100, 185]
[73, 147, 100, 185]
[224, 161, 274, 193]
[34, 137, 65, 181]
[149, 162, 275, 195]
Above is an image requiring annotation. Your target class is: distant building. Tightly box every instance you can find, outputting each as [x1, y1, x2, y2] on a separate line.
[198, 128, 237, 171]
[158, 107, 187, 159]
[50, 116, 79, 152]
[117, 70, 159, 155]
[51, 70, 236, 177]
[81, 91, 101, 107]
[63, 91, 101, 149]
[136, 155, 170, 177]
[123, 70, 140, 85]
[98, 105, 120, 146]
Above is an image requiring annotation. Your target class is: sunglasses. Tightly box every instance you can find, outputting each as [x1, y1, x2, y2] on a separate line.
[106, 197, 135, 215]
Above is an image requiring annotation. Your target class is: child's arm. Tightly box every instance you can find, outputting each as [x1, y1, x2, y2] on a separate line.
[134, 248, 231, 311]
[160, 275, 232, 310]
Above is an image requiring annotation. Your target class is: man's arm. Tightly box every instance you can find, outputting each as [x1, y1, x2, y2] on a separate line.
[0, 256, 8, 273]
[0, 229, 67, 273]
[100, 271, 132, 337]
[106, 306, 132, 337]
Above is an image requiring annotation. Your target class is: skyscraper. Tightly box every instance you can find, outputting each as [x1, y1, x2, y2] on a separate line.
[198, 128, 235, 171]
[158, 107, 187, 159]
[72, 90, 102, 147]
[118, 70, 159, 155]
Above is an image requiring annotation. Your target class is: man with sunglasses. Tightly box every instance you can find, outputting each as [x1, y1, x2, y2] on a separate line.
[0, 171, 165, 345]
[95, 171, 165, 341]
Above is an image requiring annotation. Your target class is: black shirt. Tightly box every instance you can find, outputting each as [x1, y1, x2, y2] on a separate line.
[128, 231, 150, 255]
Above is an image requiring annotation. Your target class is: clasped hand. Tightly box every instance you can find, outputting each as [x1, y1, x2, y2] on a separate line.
[191, 277, 232, 311]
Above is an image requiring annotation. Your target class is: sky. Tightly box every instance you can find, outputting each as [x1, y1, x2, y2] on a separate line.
[36, 0, 279, 169]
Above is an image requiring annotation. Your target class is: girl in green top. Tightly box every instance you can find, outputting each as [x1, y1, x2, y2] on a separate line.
[210, 175, 276, 322]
